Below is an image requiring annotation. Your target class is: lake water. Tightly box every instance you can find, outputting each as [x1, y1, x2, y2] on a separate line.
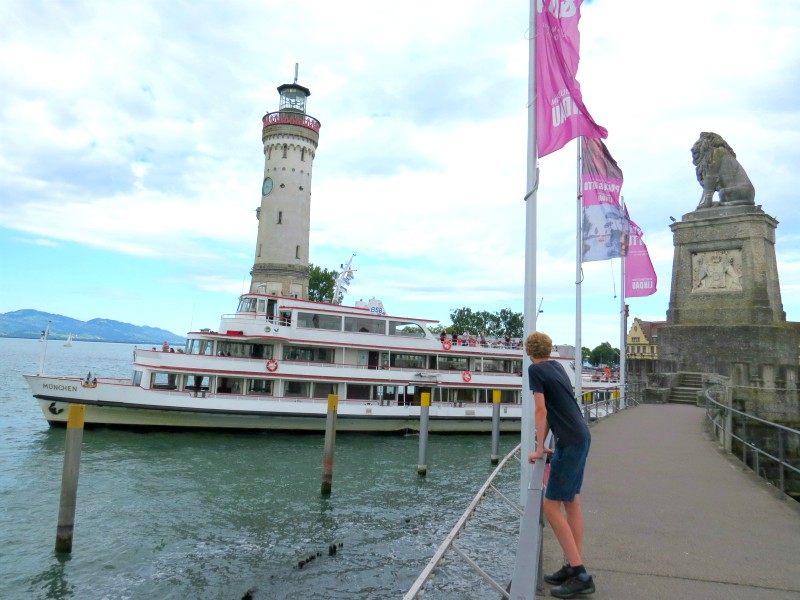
[0, 338, 522, 599]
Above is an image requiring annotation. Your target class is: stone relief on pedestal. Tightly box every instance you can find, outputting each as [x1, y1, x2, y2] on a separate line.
[692, 132, 755, 209]
[691, 250, 743, 292]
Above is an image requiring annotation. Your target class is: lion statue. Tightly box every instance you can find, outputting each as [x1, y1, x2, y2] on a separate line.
[691, 132, 755, 209]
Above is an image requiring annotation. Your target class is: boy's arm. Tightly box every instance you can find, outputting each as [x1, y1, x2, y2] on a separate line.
[528, 391, 552, 462]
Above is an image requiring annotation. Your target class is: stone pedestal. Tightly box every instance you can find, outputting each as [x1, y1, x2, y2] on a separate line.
[657, 205, 798, 382]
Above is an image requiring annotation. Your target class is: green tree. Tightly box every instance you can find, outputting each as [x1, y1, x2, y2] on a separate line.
[590, 342, 620, 367]
[582, 346, 592, 365]
[449, 307, 524, 338]
[308, 264, 337, 302]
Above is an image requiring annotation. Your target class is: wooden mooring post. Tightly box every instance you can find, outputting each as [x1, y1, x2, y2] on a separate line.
[417, 392, 431, 476]
[55, 404, 86, 554]
[321, 394, 338, 496]
[490, 390, 501, 464]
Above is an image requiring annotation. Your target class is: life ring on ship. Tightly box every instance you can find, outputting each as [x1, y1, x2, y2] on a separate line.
[442, 340, 452, 350]
[266, 358, 279, 372]
[462, 370, 472, 383]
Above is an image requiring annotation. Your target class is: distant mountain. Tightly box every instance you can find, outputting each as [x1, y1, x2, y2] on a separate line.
[0, 309, 186, 345]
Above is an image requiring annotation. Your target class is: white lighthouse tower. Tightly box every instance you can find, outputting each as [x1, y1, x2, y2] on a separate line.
[250, 76, 321, 299]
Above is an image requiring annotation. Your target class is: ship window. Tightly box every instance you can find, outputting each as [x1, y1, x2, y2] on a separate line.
[344, 316, 385, 334]
[237, 297, 258, 313]
[438, 355, 469, 371]
[389, 353, 426, 369]
[217, 342, 272, 359]
[186, 339, 214, 355]
[133, 370, 143, 386]
[479, 358, 511, 373]
[248, 379, 273, 395]
[312, 382, 337, 398]
[346, 384, 371, 400]
[285, 380, 310, 397]
[151, 372, 178, 390]
[283, 345, 334, 363]
[297, 312, 342, 330]
[217, 377, 245, 394]
[185, 374, 210, 391]
[512, 359, 523, 375]
[388, 321, 426, 337]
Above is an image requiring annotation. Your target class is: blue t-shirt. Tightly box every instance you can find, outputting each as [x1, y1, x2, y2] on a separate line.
[528, 360, 590, 448]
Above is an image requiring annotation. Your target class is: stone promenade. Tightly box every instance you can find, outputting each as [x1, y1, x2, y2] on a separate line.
[537, 403, 800, 599]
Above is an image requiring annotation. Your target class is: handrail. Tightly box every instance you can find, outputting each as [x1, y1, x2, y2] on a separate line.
[403, 443, 523, 599]
[704, 390, 800, 498]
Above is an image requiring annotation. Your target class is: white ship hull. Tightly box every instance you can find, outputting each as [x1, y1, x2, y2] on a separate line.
[28, 376, 522, 433]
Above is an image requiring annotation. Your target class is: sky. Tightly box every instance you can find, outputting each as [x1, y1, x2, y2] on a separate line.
[1, 0, 799, 350]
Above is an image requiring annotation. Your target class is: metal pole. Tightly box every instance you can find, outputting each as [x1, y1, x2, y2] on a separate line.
[521, 0, 538, 505]
[490, 390, 501, 464]
[321, 394, 338, 495]
[55, 404, 85, 554]
[778, 429, 785, 499]
[417, 392, 431, 476]
[576, 139, 585, 424]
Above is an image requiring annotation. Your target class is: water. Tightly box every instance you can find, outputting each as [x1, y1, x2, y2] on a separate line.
[0, 338, 521, 599]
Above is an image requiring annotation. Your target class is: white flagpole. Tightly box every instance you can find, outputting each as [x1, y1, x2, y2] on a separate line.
[620, 197, 627, 409]
[521, 0, 538, 504]
[575, 138, 584, 417]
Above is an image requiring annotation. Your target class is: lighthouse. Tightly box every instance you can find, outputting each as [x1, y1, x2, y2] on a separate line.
[250, 78, 321, 299]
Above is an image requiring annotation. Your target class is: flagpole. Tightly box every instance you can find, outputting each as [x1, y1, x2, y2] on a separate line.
[575, 138, 584, 419]
[521, 0, 538, 504]
[620, 198, 627, 410]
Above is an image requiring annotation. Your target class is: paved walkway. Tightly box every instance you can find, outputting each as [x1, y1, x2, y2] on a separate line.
[538, 403, 800, 599]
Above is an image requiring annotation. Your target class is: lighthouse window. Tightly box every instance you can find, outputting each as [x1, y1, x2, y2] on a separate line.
[301, 148, 305, 161]
[282, 144, 287, 158]
[278, 212, 282, 224]
[296, 245, 300, 259]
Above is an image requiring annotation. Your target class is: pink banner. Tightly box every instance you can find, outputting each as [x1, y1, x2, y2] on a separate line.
[536, 0, 607, 157]
[581, 138, 628, 262]
[625, 215, 657, 297]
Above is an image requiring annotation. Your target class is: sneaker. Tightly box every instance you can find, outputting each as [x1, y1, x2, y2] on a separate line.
[543, 564, 572, 585]
[550, 574, 595, 598]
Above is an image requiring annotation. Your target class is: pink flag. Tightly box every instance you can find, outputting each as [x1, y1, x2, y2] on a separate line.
[581, 138, 628, 262]
[625, 213, 657, 297]
[537, 0, 607, 157]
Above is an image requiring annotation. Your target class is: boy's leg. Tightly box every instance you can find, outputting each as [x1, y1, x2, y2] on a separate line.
[542, 498, 582, 567]
[563, 494, 584, 556]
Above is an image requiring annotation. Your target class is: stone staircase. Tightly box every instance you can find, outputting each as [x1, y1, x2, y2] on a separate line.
[668, 372, 704, 404]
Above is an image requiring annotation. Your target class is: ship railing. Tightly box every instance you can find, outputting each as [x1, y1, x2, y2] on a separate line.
[278, 359, 522, 377]
[403, 442, 525, 599]
[703, 389, 800, 499]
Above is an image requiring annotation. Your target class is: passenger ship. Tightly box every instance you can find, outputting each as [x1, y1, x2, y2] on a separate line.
[25, 293, 607, 433]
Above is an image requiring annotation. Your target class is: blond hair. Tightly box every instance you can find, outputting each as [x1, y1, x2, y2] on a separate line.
[525, 331, 552, 359]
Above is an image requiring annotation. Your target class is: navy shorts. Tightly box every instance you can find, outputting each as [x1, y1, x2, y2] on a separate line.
[544, 439, 590, 503]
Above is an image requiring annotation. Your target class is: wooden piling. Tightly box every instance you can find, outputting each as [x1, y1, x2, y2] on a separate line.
[55, 404, 85, 554]
[321, 394, 338, 496]
[417, 392, 431, 476]
[490, 390, 501, 464]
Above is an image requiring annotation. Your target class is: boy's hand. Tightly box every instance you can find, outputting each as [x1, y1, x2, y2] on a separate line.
[528, 447, 553, 463]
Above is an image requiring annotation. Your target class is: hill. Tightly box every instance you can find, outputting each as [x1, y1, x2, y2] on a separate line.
[0, 309, 186, 345]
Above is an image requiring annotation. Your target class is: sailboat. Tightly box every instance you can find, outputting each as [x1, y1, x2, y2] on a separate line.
[64, 334, 73, 347]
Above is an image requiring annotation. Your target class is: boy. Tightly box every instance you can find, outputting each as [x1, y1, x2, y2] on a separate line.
[526, 332, 595, 598]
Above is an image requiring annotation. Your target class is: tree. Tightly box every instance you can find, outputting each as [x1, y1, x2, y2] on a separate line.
[449, 307, 523, 338]
[589, 342, 620, 367]
[582, 346, 592, 365]
[308, 264, 337, 302]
